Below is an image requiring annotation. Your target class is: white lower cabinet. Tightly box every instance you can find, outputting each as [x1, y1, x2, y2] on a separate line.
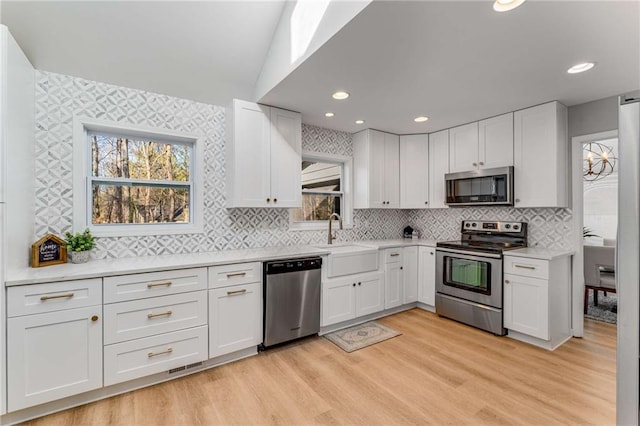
[503, 274, 549, 340]
[417, 246, 436, 306]
[383, 248, 404, 309]
[104, 291, 208, 344]
[355, 274, 385, 317]
[403, 246, 418, 304]
[7, 306, 103, 411]
[103, 269, 209, 388]
[503, 254, 572, 349]
[385, 262, 403, 309]
[208, 282, 262, 358]
[104, 326, 208, 386]
[322, 272, 383, 327]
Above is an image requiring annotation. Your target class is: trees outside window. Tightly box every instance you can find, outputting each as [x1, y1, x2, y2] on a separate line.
[89, 132, 192, 225]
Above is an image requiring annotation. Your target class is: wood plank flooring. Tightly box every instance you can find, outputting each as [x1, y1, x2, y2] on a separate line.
[24, 309, 616, 425]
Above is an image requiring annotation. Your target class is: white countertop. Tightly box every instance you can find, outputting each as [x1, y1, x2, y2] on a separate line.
[505, 247, 575, 261]
[6, 238, 569, 286]
[6, 245, 331, 286]
[5, 239, 438, 286]
[354, 238, 438, 248]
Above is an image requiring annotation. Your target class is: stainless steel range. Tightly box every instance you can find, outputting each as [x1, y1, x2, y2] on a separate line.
[435, 220, 528, 335]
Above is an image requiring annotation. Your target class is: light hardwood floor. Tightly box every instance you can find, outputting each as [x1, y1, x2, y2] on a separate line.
[24, 309, 616, 425]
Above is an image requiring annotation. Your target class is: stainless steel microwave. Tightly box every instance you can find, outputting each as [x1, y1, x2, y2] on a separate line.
[445, 166, 513, 206]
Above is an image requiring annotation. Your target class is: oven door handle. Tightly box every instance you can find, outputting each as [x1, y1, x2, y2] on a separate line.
[435, 247, 503, 259]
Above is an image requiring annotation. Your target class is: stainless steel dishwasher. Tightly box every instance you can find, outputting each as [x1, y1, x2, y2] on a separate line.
[262, 257, 322, 348]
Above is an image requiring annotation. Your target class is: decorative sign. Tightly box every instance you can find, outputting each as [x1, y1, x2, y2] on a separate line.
[31, 234, 67, 267]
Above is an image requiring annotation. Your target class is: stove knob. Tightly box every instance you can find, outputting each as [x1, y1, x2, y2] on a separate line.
[465, 223, 471, 228]
[505, 224, 511, 229]
[471, 223, 477, 228]
[513, 225, 519, 230]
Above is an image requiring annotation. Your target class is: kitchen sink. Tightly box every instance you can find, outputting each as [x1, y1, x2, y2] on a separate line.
[313, 243, 377, 254]
[314, 243, 379, 278]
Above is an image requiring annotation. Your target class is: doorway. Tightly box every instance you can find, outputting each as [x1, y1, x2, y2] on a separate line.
[570, 130, 618, 336]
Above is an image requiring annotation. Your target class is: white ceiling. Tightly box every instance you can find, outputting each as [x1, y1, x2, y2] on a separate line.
[0, 1, 286, 106]
[2, 1, 639, 136]
[260, 1, 640, 134]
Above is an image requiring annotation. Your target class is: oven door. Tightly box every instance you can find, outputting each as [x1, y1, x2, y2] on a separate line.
[436, 248, 503, 308]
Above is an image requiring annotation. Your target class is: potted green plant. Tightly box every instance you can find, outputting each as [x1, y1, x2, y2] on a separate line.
[64, 228, 95, 264]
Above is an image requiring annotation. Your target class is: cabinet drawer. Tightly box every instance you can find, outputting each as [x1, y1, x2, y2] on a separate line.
[104, 268, 207, 303]
[104, 291, 207, 344]
[208, 262, 261, 288]
[7, 279, 102, 317]
[384, 249, 404, 264]
[504, 257, 549, 279]
[104, 325, 208, 386]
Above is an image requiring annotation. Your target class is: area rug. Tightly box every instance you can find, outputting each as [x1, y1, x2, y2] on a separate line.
[324, 321, 401, 353]
[585, 292, 617, 324]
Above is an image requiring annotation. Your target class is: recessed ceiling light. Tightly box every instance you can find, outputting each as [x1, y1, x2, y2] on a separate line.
[332, 91, 349, 100]
[567, 62, 596, 74]
[355, 120, 365, 125]
[325, 112, 335, 118]
[493, 0, 526, 12]
[414, 116, 429, 123]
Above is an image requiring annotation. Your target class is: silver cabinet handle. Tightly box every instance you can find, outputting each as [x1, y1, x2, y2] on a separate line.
[514, 264, 536, 270]
[479, 161, 484, 166]
[505, 279, 511, 284]
[40, 293, 74, 301]
[472, 162, 478, 167]
[227, 289, 247, 296]
[390, 253, 400, 257]
[147, 281, 172, 288]
[148, 348, 173, 358]
[147, 310, 173, 319]
[226, 272, 247, 278]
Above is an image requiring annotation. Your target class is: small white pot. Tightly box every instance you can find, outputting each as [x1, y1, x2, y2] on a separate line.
[70, 250, 90, 264]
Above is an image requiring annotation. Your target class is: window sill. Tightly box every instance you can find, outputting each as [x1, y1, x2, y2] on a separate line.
[88, 223, 203, 238]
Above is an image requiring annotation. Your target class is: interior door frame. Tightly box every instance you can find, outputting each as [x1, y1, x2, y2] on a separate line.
[570, 129, 618, 338]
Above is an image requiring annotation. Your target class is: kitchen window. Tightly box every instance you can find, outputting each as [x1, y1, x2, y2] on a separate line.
[73, 117, 204, 237]
[290, 151, 352, 230]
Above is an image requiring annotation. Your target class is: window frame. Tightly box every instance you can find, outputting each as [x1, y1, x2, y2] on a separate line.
[289, 150, 353, 231]
[72, 117, 204, 237]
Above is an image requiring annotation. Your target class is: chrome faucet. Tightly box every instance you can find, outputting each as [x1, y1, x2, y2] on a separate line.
[328, 213, 343, 244]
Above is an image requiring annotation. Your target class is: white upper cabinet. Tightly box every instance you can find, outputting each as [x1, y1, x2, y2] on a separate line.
[449, 114, 513, 173]
[478, 112, 514, 169]
[226, 99, 301, 208]
[400, 134, 429, 208]
[269, 107, 302, 207]
[449, 122, 479, 173]
[513, 101, 568, 208]
[428, 130, 449, 209]
[354, 129, 400, 209]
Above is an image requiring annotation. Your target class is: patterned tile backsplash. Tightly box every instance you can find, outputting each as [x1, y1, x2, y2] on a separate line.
[34, 71, 573, 259]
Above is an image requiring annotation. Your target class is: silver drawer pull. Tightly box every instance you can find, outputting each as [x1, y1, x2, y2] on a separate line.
[147, 281, 172, 288]
[148, 348, 173, 358]
[227, 289, 247, 296]
[390, 253, 400, 257]
[40, 293, 74, 301]
[505, 280, 511, 284]
[514, 264, 536, 270]
[226, 272, 247, 278]
[147, 310, 173, 319]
